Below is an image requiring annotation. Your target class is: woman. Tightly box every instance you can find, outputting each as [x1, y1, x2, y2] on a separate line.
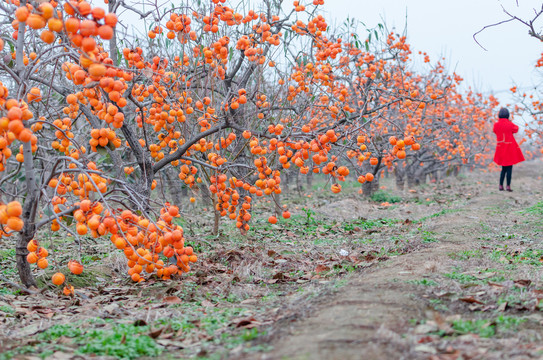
[493, 108, 525, 191]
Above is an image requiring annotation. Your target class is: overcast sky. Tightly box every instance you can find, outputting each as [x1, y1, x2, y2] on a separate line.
[320, 0, 543, 108]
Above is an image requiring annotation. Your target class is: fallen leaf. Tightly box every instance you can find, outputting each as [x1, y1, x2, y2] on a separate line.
[514, 279, 532, 287]
[148, 328, 164, 339]
[315, 265, 330, 274]
[235, 317, 258, 328]
[162, 296, 183, 304]
[240, 298, 257, 305]
[200, 299, 215, 308]
[487, 282, 504, 289]
[459, 297, 484, 305]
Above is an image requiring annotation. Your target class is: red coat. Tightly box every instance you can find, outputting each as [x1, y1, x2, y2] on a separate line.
[493, 118, 525, 166]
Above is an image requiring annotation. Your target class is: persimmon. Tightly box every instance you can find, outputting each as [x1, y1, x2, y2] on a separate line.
[104, 13, 118, 27]
[64, 17, 80, 33]
[7, 201, 23, 217]
[26, 252, 38, 264]
[39, 3, 54, 19]
[98, 25, 113, 40]
[91, 7, 105, 20]
[52, 272, 65, 285]
[63, 285, 75, 296]
[37, 247, 49, 258]
[68, 260, 84, 275]
[81, 37, 96, 52]
[7, 217, 23, 231]
[27, 14, 46, 30]
[37, 258, 49, 269]
[48, 18, 63, 32]
[15, 8, 30, 23]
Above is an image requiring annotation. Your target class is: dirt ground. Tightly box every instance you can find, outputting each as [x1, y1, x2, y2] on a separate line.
[240, 160, 543, 360]
[1, 160, 542, 360]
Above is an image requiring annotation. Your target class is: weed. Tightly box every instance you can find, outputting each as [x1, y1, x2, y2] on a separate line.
[407, 278, 438, 286]
[371, 190, 402, 204]
[490, 248, 543, 266]
[448, 249, 483, 261]
[420, 230, 438, 243]
[77, 324, 161, 359]
[416, 208, 462, 223]
[451, 318, 495, 338]
[0, 248, 15, 259]
[449, 316, 525, 338]
[521, 202, 543, 216]
[38, 324, 83, 341]
[0, 305, 14, 314]
[443, 271, 506, 284]
[443, 272, 480, 283]
[241, 328, 262, 341]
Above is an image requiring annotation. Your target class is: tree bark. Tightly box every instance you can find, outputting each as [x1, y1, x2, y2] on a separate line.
[394, 167, 405, 191]
[165, 168, 184, 208]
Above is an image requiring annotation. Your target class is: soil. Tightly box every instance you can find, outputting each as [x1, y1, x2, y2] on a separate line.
[240, 160, 543, 360]
[1, 160, 543, 360]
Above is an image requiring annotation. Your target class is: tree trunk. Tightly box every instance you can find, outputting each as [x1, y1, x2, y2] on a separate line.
[273, 193, 282, 218]
[199, 181, 213, 207]
[212, 197, 220, 236]
[165, 169, 184, 208]
[306, 170, 313, 190]
[17, 220, 37, 288]
[394, 167, 405, 191]
[296, 172, 303, 195]
[362, 175, 379, 197]
[282, 171, 290, 192]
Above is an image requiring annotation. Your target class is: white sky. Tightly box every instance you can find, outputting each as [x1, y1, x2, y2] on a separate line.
[320, 0, 543, 108]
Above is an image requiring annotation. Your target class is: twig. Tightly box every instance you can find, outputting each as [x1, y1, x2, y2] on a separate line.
[473, 18, 515, 51]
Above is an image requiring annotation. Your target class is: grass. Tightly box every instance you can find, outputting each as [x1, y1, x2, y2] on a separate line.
[450, 316, 525, 338]
[420, 230, 438, 243]
[0, 305, 15, 314]
[448, 249, 483, 261]
[370, 190, 402, 204]
[490, 248, 543, 266]
[415, 208, 462, 224]
[3, 308, 266, 360]
[0, 322, 163, 360]
[521, 202, 543, 216]
[443, 271, 506, 284]
[407, 278, 438, 286]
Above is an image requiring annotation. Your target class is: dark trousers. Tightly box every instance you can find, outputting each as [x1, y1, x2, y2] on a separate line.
[499, 165, 512, 186]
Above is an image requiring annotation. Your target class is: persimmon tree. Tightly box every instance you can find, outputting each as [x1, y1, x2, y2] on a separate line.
[0, 0, 502, 292]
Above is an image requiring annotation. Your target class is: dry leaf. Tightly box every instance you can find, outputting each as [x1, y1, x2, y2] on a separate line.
[459, 297, 484, 305]
[162, 296, 182, 304]
[315, 264, 330, 274]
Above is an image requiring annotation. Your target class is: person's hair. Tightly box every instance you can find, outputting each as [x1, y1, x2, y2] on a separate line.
[498, 107, 510, 119]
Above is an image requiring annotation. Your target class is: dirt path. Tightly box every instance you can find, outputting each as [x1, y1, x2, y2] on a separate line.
[244, 161, 543, 360]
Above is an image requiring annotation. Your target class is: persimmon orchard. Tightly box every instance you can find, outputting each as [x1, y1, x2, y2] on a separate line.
[0, 0, 499, 292]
